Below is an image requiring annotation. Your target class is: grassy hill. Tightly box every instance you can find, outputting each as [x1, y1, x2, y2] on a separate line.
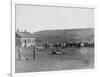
[33, 28, 94, 44]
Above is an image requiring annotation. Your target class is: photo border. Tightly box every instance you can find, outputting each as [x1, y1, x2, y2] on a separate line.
[11, 0, 95, 77]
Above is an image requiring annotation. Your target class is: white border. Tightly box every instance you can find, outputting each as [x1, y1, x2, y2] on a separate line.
[13, 0, 95, 9]
[11, 0, 95, 77]
[11, 0, 16, 76]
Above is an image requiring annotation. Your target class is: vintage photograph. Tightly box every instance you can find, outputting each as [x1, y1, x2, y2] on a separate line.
[15, 4, 94, 73]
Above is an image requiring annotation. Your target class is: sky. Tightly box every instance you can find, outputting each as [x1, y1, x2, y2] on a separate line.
[16, 4, 94, 33]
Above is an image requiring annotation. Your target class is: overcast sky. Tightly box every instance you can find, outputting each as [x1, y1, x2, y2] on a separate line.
[16, 4, 94, 33]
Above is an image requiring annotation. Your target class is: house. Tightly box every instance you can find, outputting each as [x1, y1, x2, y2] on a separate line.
[16, 30, 35, 47]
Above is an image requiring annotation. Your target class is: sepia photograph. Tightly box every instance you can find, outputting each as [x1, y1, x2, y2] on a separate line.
[15, 4, 94, 73]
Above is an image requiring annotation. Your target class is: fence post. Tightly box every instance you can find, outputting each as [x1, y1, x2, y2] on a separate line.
[18, 47, 21, 61]
[33, 46, 35, 59]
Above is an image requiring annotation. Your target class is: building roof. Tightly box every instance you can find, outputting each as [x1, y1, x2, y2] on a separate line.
[16, 32, 35, 38]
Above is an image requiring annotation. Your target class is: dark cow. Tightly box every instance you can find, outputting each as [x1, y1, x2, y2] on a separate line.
[43, 41, 49, 49]
[84, 42, 94, 47]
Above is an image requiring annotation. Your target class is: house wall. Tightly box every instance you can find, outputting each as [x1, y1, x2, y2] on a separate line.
[21, 38, 36, 47]
[16, 38, 22, 47]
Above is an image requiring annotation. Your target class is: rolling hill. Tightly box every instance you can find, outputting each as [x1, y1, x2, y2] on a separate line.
[33, 28, 94, 43]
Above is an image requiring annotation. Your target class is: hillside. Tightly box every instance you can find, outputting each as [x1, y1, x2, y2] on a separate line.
[33, 28, 94, 43]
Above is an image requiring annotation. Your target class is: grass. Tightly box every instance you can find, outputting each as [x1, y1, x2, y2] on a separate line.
[15, 47, 94, 73]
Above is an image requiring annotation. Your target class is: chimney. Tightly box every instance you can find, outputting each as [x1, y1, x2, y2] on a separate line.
[17, 29, 19, 32]
[25, 29, 27, 32]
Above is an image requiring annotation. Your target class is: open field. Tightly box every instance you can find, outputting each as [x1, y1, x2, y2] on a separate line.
[15, 47, 94, 73]
[15, 28, 94, 73]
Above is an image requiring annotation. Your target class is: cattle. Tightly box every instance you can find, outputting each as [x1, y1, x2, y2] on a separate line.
[42, 41, 94, 55]
[42, 41, 94, 51]
[43, 41, 49, 49]
[84, 42, 94, 47]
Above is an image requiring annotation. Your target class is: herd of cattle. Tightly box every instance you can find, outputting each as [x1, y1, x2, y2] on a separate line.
[43, 41, 94, 49]
[42, 41, 94, 55]
[16, 41, 94, 60]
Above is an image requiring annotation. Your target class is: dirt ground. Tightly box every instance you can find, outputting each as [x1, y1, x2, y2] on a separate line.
[15, 47, 94, 73]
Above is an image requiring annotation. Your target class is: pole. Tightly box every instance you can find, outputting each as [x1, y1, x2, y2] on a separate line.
[18, 47, 21, 60]
[33, 46, 35, 59]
